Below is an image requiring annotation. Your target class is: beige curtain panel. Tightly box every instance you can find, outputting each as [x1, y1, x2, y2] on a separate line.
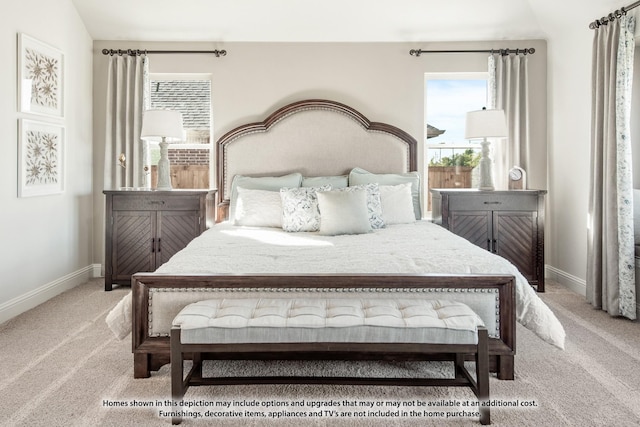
[488, 53, 530, 190]
[587, 15, 636, 320]
[104, 55, 149, 189]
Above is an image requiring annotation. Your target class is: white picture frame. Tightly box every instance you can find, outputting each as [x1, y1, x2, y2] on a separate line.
[18, 119, 65, 197]
[17, 33, 64, 118]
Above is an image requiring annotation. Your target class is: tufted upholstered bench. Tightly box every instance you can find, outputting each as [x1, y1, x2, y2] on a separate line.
[170, 298, 490, 425]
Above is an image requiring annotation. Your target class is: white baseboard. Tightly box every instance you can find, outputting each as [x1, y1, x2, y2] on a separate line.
[0, 264, 102, 325]
[546, 265, 640, 320]
[545, 264, 586, 296]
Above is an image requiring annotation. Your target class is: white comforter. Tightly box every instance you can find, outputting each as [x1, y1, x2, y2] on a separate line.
[107, 221, 565, 349]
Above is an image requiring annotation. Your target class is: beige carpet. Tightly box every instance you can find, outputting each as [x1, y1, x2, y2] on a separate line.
[0, 279, 639, 426]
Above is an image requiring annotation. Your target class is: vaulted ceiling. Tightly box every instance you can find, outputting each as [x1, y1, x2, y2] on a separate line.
[71, 0, 630, 42]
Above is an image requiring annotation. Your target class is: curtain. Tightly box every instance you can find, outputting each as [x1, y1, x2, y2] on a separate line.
[488, 53, 530, 190]
[104, 55, 149, 189]
[587, 16, 636, 320]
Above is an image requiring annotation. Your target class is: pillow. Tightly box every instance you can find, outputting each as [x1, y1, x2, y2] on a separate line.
[317, 189, 372, 236]
[333, 183, 385, 229]
[302, 175, 348, 189]
[280, 186, 330, 232]
[234, 187, 283, 227]
[379, 183, 416, 225]
[229, 173, 302, 220]
[348, 167, 421, 219]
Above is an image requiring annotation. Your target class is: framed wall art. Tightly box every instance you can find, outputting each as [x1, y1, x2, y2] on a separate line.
[18, 119, 65, 197]
[17, 33, 64, 118]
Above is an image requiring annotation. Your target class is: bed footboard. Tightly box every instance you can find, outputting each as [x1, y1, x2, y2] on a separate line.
[131, 273, 515, 380]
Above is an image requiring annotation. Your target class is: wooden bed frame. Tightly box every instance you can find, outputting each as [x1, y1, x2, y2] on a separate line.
[129, 99, 517, 381]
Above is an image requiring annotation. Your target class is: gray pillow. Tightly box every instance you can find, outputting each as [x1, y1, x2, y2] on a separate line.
[348, 167, 421, 219]
[302, 175, 348, 189]
[317, 189, 372, 236]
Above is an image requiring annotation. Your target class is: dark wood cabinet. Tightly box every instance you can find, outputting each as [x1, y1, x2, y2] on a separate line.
[104, 190, 208, 291]
[430, 189, 546, 292]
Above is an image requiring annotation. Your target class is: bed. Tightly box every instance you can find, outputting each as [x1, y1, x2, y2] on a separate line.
[106, 99, 565, 380]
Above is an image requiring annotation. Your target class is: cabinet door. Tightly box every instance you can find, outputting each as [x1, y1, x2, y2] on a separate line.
[448, 210, 492, 251]
[155, 210, 201, 267]
[112, 210, 156, 281]
[493, 211, 537, 281]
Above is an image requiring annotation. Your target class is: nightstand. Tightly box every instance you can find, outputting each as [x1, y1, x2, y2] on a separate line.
[103, 190, 208, 291]
[431, 189, 546, 292]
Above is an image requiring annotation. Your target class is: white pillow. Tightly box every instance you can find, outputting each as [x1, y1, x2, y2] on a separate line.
[234, 187, 282, 227]
[229, 173, 302, 220]
[317, 189, 372, 236]
[349, 167, 421, 219]
[280, 186, 330, 232]
[379, 183, 416, 225]
[332, 183, 385, 229]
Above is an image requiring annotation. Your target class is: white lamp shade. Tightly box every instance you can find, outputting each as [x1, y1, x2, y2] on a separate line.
[464, 109, 507, 139]
[141, 109, 184, 141]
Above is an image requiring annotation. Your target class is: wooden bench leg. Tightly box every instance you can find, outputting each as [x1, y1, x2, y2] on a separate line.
[476, 327, 491, 425]
[171, 327, 184, 425]
[454, 353, 465, 379]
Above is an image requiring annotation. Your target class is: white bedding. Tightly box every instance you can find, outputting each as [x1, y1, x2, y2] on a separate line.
[106, 220, 565, 349]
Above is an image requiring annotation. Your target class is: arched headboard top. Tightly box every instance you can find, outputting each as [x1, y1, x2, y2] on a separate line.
[216, 99, 418, 216]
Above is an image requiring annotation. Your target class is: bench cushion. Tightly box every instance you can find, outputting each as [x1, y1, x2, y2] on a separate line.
[172, 298, 484, 345]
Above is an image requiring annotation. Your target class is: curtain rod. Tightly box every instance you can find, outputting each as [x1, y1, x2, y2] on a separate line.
[589, 1, 640, 29]
[101, 49, 227, 57]
[409, 48, 535, 57]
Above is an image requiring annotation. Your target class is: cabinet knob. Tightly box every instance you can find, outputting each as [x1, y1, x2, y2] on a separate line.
[483, 201, 502, 205]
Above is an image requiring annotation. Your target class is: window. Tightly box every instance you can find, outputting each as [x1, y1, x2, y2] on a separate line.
[425, 74, 488, 212]
[148, 75, 212, 189]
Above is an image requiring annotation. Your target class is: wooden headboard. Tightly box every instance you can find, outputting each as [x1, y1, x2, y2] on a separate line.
[216, 99, 418, 220]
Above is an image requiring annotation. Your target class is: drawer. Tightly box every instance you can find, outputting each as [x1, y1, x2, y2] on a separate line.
[112, 194, 201, 211]
[448, 193, 538, 212]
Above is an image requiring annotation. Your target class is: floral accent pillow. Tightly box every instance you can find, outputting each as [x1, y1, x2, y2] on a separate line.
[280, 186, 331, 232]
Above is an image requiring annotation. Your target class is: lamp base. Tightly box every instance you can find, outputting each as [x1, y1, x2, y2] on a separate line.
[478, 138, 495, 191]
[156, 140, 172, 191]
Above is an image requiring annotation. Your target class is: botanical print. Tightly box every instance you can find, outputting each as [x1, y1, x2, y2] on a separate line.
[24, 47, 60, 110]
[25, 129, 59, 185]
[18, 120, 64, 197]
[18, 33, 64, 117]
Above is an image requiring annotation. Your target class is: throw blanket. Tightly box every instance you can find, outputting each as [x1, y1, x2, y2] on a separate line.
[107, 221, 565, 349]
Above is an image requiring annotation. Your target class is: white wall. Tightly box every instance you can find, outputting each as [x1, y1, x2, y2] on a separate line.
[92, 40, 548, 265]
[0, 0, 94, 323]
